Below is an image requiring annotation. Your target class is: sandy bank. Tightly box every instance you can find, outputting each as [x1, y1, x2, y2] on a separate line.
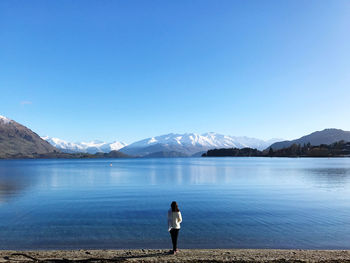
[1, 249, 350, 262]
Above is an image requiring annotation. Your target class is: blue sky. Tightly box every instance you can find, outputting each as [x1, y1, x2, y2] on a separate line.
[1, 0, 349, 143]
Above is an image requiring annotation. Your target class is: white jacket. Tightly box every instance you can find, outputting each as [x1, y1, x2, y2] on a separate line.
[168, 209, 182, 231]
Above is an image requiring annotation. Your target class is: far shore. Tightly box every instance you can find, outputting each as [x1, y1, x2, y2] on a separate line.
[1, 249, 350, 262]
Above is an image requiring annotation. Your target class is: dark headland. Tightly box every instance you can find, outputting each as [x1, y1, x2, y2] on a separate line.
[202, 141, 350, 158]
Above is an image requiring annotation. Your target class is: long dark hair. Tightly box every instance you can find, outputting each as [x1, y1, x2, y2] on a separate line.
[171, 201, 180, 212]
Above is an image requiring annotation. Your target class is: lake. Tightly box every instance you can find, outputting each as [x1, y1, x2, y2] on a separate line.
[0, 157, 350, 250]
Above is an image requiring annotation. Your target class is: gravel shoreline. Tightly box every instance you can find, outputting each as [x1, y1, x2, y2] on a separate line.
[1, 249, 350, 262]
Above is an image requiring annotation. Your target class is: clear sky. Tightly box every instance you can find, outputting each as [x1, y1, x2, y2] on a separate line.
[1, 0, 349, 143]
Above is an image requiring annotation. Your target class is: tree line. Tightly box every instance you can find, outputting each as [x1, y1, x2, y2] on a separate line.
[202, 141, 350, 157]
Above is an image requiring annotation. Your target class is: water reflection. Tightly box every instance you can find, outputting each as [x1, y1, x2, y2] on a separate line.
[0, 165, 33, 203]
[1, 158, 350, 249]
[0, 180, 25, 203]
[1, 158, 350, 197]
[304, 167, 350, 189]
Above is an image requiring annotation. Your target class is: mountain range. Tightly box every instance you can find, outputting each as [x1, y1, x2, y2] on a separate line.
[42, 136, 127, 154]
[118, 133, 281, 157]
[2, 114, 350, 159]
[268, 129, 350, 150]
[42, 132, 281, 157]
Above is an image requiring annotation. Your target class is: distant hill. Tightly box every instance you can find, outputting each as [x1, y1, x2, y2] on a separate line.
[94, 150, 131, 158]
[0, 115, 58, 158]
[268, 129, 350, 150]
[191, 151, 207, 157]
[203, 147, 262, 157]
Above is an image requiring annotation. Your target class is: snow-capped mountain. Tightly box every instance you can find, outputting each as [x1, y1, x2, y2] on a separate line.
[42, 137, 127, 154]
[0, 115, 12, 125]
[43, 133, 281, 156]
[0, 115, 57, 158]
[119, 133, 282, 157]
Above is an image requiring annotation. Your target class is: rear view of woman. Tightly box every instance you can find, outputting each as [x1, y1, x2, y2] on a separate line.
[167, 201, 182, 254]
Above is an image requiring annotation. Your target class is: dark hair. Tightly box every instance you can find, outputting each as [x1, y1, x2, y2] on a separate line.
[171, 201, 180, 212]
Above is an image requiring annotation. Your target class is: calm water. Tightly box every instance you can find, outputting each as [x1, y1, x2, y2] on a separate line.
[0, 158, 350, 250]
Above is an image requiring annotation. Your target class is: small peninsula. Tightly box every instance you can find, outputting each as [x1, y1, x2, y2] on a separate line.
[202, 141, 350, 158]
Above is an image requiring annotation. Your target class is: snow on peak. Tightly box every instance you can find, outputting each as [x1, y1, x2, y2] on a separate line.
[110, 141, 128, 151]
[0, 115, 12, 124]
[148, 137, 157, 144]
[42, 132, 282, 156]
[124, 132, 282, 151]
[42, 136, 128, 154]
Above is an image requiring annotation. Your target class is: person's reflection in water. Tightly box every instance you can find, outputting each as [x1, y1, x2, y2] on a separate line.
[167, 201, 182, 254]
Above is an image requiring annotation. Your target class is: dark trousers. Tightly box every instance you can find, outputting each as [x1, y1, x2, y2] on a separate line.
[170, 228, 179, 251]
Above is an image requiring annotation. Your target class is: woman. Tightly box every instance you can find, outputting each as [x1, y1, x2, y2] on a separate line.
[167, 201, 182, 254]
